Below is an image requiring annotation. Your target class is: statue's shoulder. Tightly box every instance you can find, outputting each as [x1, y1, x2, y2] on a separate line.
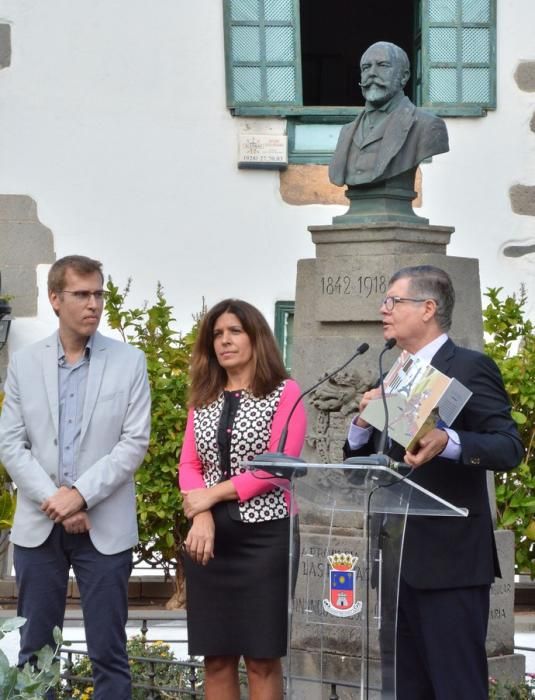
[397, 96, 417, 113]
[411, 104, 449, 152]
[333, 116, 361, 151]
[340, 114, 361, 133]
[413, 104, 444, 126]
[395, 97, 442, 125]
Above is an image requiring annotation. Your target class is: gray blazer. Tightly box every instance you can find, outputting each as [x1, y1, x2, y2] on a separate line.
[0, 331, 151, 554]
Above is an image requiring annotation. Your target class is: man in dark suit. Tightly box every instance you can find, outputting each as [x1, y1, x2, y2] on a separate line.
[329, 42, 449, 188]
[344, 265, 524, 699]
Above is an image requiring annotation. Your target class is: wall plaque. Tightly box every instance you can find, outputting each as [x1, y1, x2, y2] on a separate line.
[238, 133, 288, 170]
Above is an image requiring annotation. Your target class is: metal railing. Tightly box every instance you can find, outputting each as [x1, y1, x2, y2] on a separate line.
[57, 649, 360, 700]
[54, 615, 202, 699]
[49, 616, 535, 699]
[59, 647, 206, 699]
[56, 649, 535, 700]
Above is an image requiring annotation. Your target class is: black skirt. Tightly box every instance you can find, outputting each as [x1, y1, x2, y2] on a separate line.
[184, 502, 292, 658]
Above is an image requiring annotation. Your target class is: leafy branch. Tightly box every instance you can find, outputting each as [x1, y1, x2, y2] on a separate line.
[0, 617, 65, 699]
[105, 278, 202, 606]
[484, 286, 535, 577]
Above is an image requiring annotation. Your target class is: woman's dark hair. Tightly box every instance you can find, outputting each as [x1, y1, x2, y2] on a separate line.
[189, 298, 289, 407]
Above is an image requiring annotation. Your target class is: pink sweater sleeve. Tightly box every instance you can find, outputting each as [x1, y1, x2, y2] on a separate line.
[230, 379, 307, 502]
[178, 408, 206, 491]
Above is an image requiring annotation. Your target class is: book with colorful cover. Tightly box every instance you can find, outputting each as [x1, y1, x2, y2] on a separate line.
[360, 350, 472, 450]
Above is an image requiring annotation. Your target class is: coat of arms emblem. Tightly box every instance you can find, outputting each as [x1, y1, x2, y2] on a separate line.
[322, 552, 362, 617]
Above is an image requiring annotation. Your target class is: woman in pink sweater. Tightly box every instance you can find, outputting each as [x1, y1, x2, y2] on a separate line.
[179, 298, 306, 700]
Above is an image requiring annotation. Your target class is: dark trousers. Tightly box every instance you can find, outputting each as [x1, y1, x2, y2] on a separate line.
[396, 577, 490, 700]
[14, 525, 133, 700]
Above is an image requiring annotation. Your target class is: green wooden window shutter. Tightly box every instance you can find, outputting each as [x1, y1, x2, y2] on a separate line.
[421, 0, 496, 111]
[414, 0, 423, 105]
[224, 0, 302, 109]
[274, 301, 295, 372]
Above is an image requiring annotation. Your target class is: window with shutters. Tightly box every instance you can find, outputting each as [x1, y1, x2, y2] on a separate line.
[419, 0, 496, 110]
[223, 0, 496, 118]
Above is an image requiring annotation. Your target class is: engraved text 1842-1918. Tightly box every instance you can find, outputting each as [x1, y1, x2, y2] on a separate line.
[320, 274, 387, 297]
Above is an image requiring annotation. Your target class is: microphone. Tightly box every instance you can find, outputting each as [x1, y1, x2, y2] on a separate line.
[377, 338, 397, 456]
[344, 338, 397, 469]
[249, 342, 370, 478]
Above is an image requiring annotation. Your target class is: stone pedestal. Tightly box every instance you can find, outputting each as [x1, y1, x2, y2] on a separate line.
[0, 195, 55, 580]
[487, 529, 525, 681]
[0, 194, 55, 387]
[290, 221, 525, 686]
[333, 169, 428, 225]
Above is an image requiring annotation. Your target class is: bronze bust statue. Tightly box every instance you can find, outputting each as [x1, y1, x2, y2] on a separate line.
[329, 42, 449, 223]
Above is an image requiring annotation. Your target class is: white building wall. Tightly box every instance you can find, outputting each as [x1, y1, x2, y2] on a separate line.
[0, 0, 534, 351]
[420, 0, 535, 313]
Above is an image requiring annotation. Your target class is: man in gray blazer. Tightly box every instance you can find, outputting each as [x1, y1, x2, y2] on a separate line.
[329, 41, 449, 188]
[0, 255, 151, 699]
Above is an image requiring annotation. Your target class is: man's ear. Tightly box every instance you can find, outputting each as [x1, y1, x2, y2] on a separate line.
[49, 290, 61, 315]
[422, 298, 438, 322]
[400, 69, 410, 88]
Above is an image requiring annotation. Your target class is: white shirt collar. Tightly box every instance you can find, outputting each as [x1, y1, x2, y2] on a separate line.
[413, 333, 449, 363]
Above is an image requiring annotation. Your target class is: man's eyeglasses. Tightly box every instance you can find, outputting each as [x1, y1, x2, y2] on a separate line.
[381, 296, 434, 311]
[60, 290, 107, 303]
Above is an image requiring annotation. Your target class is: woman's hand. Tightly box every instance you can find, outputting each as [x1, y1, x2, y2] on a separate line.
[182, 488, 217, 519]
[182, 481, 238, 519]
[185, 511, 215, 565]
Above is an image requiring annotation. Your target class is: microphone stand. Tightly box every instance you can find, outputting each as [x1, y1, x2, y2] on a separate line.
[344, 338, 397, 469]
[249, 342, 370, 479]
[376, 337, 397, 457]
[343, 338, 397, 699]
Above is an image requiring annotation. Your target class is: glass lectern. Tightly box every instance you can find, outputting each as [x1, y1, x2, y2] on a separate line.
[246, 459, 467, 700]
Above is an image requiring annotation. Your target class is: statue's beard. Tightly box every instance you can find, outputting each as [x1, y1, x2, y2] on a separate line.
[362, 83, 390, 105]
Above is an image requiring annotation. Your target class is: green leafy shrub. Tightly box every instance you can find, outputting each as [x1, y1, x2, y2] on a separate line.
[488, 674, 535, 699]
[0, 391, 17, 577]
[0, 617, 63, 699]
[483, 286, 535, 577]
[105, 279, 201, 606]
[58, 635, 203, 699]
[0, 391, 17, 534]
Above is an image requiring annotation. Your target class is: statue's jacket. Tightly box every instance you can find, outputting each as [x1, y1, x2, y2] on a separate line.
[329, 96, 449, 187]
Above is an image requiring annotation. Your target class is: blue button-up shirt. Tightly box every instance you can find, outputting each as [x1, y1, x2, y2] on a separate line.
[57, 335, 93, 486]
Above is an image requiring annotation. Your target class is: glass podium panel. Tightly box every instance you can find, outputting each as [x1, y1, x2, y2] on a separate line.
[245, 460, 467, 700]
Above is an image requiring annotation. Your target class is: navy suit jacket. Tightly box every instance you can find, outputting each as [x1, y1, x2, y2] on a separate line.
[344, 339, 524, 589]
